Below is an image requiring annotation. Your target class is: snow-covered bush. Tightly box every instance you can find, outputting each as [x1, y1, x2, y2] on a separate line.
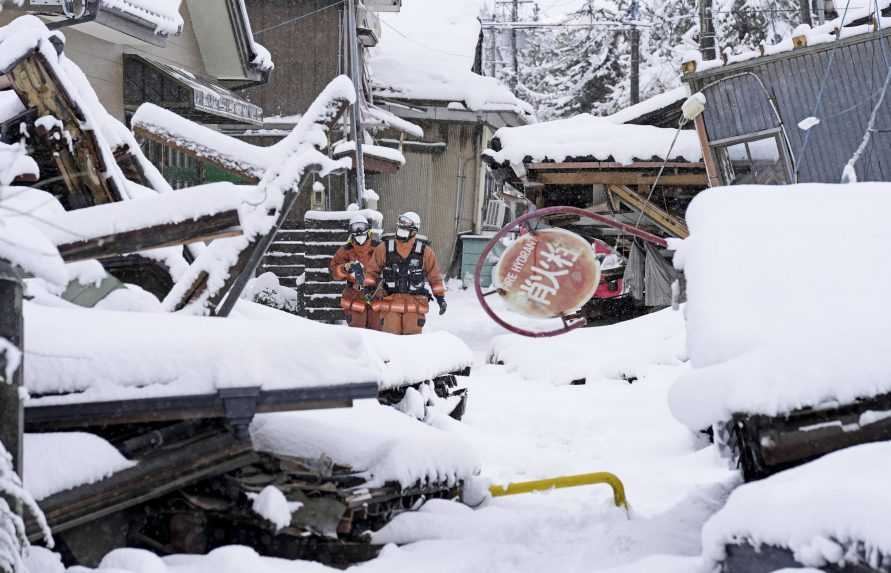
[245, 272, 303, 315]
[0, 339, 52, 573]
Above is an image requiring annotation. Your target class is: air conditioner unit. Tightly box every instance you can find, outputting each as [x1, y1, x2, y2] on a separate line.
[357, 6, 381, 47]
[483, 199, 508, 230]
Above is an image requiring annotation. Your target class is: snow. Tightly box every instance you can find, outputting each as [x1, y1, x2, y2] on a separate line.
[249, 486, 299, 532]
[333, 140, 406, 165]
[360, 330, 473, 390]
[370, 0, 533, 118]
[252, 399, 480, 489]
[669, 184, 891, 429]
[23, 433, 135, 500]
[100, 0, 183, 35]
[702, 442, 891, 570]
[305, 208, 383, 224]
[22, 301, 382, 403]
[490, 307, 686, 386]
[0, 142, 38, 185]
[0, 215, 68, 286]
[798, 116, 821, 131]
[0, 338, 21, 383]
[20, 183, 250, 246]
[607, 86, 689, 125]
[484, 116, 702, 167]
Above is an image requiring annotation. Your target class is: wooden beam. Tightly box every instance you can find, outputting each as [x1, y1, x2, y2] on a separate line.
[532, 171, 708, 186]
[528, 161, 706, 171]
[694, 115, 722, 187]
[607, 184, 689, 238]
[57, 211, 242, 262]
[8, 50, 122, 207]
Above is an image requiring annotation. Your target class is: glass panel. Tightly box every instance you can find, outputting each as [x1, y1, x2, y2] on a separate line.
[716, 135, 789, 185]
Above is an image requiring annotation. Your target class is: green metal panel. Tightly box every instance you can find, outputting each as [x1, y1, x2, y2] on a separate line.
[460, 236, 494, 287]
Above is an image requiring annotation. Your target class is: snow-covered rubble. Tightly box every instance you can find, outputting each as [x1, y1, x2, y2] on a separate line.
[24, 433, 134, 500]
[251, 400, 479, 489]
[702, 441, 891, 570]
[669, 184, 891, 429]
[100, 0, 184, 35]
[484, 116, 702, 167]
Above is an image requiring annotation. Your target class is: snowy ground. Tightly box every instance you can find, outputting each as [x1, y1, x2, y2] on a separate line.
[46, 288, 739, 573]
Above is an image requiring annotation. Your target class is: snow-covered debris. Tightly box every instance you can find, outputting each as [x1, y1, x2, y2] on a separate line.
[100, 0, 183, 35]
[0, 142, 37, 185]
[12, 183, 249, 247]
[669, 184, 891, 429]
[305, 208, 383, 225]
[0, 16, 172, 197]
[23, 301, 382, 403]
[484, 115, 702, 167]
[251, 400, 480, 489]
[0, 438, 52, 573]
[23, 432, 135, 500]
[0, 216, 68, 287]
[361, 330, 473, 390]
[702, 442, 891, 570]
[249, 485, 299, 532]
[490, 308, 686, 385]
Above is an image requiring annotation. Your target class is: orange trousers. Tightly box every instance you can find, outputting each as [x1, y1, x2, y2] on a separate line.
[340, 289, 380, 330]
[373, 293, 429, 335]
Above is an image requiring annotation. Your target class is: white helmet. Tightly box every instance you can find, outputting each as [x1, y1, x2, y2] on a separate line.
[349, 213, 370, 245]
[396, 211, 420, 240]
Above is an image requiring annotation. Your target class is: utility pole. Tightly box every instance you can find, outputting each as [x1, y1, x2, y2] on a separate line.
[799, 0, 813, 27]
[0, 260, 23, 476]
[511, 0, 520, 89]
[345, 0, 366, 209]
[630, 0, 640, 104]
[699, 0, 716, 60]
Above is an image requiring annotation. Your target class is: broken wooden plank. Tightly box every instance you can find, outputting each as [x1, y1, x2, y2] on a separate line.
[607, 184, 689, 238]
[57, 210, 241, 262]
[532, 170, 708, 187]
[7, 49, 122, 207]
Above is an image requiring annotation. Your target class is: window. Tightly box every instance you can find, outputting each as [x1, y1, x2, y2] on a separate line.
[711, 129, 793, 186]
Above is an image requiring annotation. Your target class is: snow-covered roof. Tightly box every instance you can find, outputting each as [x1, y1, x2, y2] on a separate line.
[669, 184, 891, 429]
[484, 115, 703, 167]
[685, 3, 891, 75]
[371, 55, 535, 118]
[100, 0, 184, 35]
[369, 0, 533, 119]
[251, 400, 480, 488]
[702, 441, 891, 569]
[607, 86, 690, 125]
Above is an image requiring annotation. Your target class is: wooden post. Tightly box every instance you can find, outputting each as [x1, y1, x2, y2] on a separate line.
[694, 114, 722, 187]
[0, 260, 24, 475]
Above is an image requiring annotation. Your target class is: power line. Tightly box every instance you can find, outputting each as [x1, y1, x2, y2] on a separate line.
[379, 20, 474, 58]
[253, 1, 344, 37]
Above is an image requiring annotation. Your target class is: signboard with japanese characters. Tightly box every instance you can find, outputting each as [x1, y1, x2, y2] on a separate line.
[493, 228, 601, 319]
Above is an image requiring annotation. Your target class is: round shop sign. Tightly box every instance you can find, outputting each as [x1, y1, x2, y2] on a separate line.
[493, 227, 601, 319]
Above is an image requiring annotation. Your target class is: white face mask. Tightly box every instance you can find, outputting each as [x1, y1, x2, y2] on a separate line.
[353, 233, 368, 245]
[395, 227, 412, 239]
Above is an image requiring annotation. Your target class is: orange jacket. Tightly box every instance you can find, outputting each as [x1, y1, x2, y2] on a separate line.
[364, 236, 445, 297]
[329, 239, 378, 287]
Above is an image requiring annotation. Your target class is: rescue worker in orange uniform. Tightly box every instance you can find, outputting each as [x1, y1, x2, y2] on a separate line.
[364, 211, 447, 335]
[329, 213, 381, 329]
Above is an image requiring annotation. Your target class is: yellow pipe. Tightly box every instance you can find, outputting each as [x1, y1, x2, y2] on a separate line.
[489, 472, 629, 510]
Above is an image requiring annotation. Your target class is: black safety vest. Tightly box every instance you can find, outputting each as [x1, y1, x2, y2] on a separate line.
[382, 237, 428, 295]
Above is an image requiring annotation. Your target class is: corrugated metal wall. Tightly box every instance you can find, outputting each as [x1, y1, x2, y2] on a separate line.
[370, 121, 481, 274]
[688, 30, 891, 183]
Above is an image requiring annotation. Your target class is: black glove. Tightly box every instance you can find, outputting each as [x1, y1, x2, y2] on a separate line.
[435, 295, 447, 315]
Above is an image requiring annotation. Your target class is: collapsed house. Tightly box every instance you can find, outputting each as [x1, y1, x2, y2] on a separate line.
[0, 16, 476, 568]
[670, 185, 891, 572]
[682, 5, 891, 185]
[481, 97, 704, 321]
